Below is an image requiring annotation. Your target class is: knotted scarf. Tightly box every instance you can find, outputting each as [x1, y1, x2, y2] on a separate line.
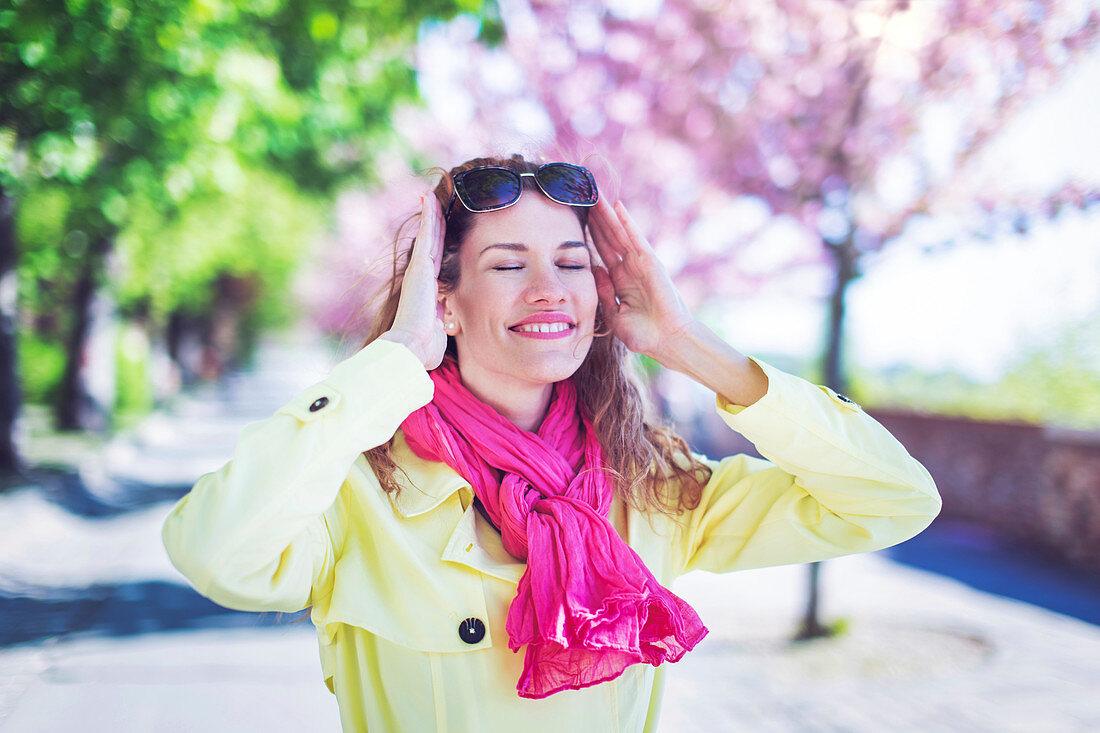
[400, 357, 708, 699]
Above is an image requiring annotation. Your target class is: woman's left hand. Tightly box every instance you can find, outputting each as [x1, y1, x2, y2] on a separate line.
[587, 197, 696, 362]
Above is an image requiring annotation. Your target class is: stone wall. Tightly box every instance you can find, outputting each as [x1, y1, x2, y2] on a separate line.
[683, 406, 1100, 572]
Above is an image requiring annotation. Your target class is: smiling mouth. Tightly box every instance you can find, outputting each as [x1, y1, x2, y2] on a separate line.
[510, 323, 575, 334]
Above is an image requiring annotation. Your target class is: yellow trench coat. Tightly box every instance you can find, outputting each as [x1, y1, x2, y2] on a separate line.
[162, 339, 941, 733]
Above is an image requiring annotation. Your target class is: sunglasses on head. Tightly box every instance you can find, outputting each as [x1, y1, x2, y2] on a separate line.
[445, 162, 599, 219]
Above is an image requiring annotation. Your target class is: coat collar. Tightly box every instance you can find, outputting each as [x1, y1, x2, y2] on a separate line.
[386, 432, 526, 585]
[386, 431, 473, 518]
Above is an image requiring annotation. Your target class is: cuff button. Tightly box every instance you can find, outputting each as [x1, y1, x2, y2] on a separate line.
[309, 396, 330, 412]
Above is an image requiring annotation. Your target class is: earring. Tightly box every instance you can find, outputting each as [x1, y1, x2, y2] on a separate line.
[444, 322, 455, 333]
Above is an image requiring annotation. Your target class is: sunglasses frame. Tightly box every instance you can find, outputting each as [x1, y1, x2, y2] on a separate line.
[445, 163, 599, 219]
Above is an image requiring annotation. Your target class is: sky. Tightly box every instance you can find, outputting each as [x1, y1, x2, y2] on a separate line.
[723, 45, 1100, 382]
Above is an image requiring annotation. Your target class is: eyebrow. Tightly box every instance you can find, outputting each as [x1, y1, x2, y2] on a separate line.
[478, 241, 588, 257]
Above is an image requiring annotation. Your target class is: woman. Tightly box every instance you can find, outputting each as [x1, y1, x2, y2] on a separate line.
[162, 154, 941, 732]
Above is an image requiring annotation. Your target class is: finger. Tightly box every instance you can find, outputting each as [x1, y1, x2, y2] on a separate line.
[591, 201, 651, 284]
[591, 197, 633, 258]
[588, 195, 617, 230]
[411, 196, 440, 271]
[611, 201, 665, 284]
[592, 265, 619, 317]
[412, 195, 431, 251]
[588, 219, 635, 293]
[423, 195, 441, 258]
[589, 201, 637, 273]
[591, 217, 652, 299]
[426, 193, 446, 276]
[587, 213, 620, 270]
[613, 200, 655, 257]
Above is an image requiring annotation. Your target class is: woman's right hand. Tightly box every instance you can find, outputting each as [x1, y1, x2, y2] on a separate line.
[379, 193, 448, 370]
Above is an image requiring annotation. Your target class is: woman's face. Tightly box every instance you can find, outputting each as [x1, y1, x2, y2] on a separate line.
[441, 193, 598, 394]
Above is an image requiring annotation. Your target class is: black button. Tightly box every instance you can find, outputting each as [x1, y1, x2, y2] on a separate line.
[458, 617, 485, 644]
[309, 396, 329, 412]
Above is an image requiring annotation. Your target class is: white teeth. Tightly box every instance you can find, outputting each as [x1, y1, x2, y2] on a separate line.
[514, 322, 571, 333]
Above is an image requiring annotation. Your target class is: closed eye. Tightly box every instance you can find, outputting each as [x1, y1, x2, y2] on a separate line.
[491, 263, 588, 271]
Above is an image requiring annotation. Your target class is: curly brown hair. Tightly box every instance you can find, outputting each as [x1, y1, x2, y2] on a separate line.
[358, 153, 710, 519]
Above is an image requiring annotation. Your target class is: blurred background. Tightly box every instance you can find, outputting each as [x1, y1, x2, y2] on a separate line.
[1, 0, 1098, 731]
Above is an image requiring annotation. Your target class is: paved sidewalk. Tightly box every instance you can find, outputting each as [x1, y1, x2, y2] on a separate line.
[0, 626, 341, 732]
[664, 551, 1100, 733]
[2, 327, 1098, 731]
[3, 550, 1097, 732]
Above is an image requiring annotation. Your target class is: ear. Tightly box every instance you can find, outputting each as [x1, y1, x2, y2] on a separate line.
[438, 289, 459, 336]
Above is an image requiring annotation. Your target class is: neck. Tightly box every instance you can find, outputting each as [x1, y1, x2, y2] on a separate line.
[455, 362, 554, 432]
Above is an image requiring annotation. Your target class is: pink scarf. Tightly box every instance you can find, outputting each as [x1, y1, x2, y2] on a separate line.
[400, 357, 708, 699]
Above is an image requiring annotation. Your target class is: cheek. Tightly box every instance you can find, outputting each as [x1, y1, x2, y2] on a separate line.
[577, 278, 599, 316]
[454, 281, 508, 331]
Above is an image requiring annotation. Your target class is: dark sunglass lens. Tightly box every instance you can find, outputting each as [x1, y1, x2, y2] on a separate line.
[537, 164, 597, 205]
[458, 168, 521, 211]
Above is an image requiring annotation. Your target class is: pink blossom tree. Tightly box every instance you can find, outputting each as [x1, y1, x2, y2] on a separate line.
[494, 0, 1097, 386]
[318, 1, 1098, 371]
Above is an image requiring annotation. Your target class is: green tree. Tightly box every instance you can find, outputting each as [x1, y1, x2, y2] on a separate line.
[1, 0, 490, 475]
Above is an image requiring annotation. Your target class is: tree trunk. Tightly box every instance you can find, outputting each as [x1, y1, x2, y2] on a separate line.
[56, 233, 113, 432]
[822, 236, 858, 394]
[795, 561, 830, 640]
[796, 235, 860, 641]
[166, 309, 184, 364]
[201, 272, 260, 380]
[0, 184, 23, 478]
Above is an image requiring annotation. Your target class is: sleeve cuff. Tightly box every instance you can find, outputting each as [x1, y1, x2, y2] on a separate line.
[274, 338, 435, 452]
[716, 355, 863, 421]
[715, 356, 778, 417]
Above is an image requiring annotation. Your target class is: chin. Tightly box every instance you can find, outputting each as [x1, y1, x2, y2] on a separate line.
[517, 338, 594, 382]
[455, 334, 594, 388]
[515, 355, 586, 385]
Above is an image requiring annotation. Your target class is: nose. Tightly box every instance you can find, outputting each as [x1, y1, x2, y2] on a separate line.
[523, 263, 568, 305]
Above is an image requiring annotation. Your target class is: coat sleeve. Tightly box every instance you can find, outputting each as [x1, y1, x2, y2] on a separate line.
[161, 339, 434, 613]
[675, 356, 942, 577]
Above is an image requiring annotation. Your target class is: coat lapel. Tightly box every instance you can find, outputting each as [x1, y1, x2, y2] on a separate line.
[441, 502, 527, 585]
[387, 431, 527, 585]
[386, 431, 471, 517]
